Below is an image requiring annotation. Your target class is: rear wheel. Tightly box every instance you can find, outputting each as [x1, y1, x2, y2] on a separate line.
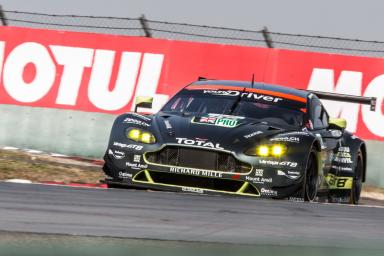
[303, 149, 319, 202]
[350, 150, 363, 204]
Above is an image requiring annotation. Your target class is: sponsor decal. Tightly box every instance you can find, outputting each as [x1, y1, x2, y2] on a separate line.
[289, 197, 304, 202]
[335, 152, 351, 158]
[182, 187, 204, 194]
[131, 113, 152, 121]
[331, 165, 353, 171]
[176, 138, 224, 150]
[246, 176, 272, 184]
[123, 118, 150, 127]
[293, 131, 310, 136]
[259, 160, 298, 168]
[118, 172, 132, 178]
[170, 167, 223, 178]
[338, 147, 350, 152]
[260, 188, 278, 196]
[277, 170, 300, 179]
[113, 142, 143, 150]
[329, 196, 351, 204]
[334, 147, 353, 164]
[215, 118, 238, 128]
[334, 157, 353, 164]
[193, 114, 240, 128]
[244, 131, 263, 139]
[199, 116, 217, 124]
[126, 162, 148, 170]
[326, 174, 353, 189]
[108, 149, 125, 160]
[255, 169, 264, 177]
[203, 90, 283, 103]
[133, 155, 141, 163]
[270, 137, 300, 143]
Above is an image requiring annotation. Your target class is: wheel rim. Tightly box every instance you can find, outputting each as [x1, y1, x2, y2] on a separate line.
[305, 153, 318, 201]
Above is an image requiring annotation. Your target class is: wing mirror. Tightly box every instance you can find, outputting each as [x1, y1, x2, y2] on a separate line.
[328, 117, 347, 131]
[134, 96, 153, 113]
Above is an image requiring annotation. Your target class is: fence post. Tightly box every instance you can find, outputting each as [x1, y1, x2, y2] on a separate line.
[262, 26, 273, 48]
[139, 14, 152, 37]
[0, 5, 8, 26]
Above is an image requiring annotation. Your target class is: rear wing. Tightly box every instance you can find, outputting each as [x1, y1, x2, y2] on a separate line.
[308, 90, 377, 111]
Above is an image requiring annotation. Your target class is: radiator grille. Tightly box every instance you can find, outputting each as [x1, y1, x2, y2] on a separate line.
[145, 146, 251, 174]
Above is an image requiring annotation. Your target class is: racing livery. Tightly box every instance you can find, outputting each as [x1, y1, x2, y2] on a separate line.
[102, 80, 376, 204]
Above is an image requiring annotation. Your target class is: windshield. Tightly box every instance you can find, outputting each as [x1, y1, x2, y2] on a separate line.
[161, 88, 306, 127]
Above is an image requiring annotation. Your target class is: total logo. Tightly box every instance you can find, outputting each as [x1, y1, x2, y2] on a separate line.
[176, 138, 224, 150]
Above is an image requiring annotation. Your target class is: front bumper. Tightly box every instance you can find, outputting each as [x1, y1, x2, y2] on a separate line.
[103, 144, 304, 198]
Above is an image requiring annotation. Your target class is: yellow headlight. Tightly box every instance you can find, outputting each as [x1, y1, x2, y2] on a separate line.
[127, 129, 141, 141]
[271, 145, 285, 157]
[127, 128, 156, 144]
[257, 145, 269, 157]
[141, 132, 155, 144]
[245, 144, 286, 157]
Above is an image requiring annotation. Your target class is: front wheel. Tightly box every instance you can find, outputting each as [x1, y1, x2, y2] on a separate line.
[350, 150, 364, 204]
[303, 149, 319, 202]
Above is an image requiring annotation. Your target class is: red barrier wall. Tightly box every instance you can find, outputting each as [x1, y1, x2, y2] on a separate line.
[0, 26, 383, 141]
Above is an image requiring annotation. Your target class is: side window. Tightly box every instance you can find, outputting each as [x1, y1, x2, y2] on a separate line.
[321, 107, 329, 128]
[311, 98, 328, 129]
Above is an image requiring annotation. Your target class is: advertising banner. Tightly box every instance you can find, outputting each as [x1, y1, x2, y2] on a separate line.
[0, 26, 383, 140]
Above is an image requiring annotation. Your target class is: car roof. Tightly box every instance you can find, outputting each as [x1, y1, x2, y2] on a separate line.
[190, 80, 310, 99]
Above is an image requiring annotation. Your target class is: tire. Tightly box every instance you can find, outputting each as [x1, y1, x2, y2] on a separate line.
[303, 148, 319, 202]
[350, 150, 363, 205]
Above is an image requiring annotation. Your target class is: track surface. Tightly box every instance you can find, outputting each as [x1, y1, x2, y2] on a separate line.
[0, 182, 383, 250]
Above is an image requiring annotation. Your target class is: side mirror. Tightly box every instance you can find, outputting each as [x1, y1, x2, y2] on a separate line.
[328, 117, 347, 130]
[134, 96, 153, 113]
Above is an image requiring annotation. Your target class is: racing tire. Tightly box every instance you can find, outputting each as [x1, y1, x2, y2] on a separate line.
[350, 150, 363, 205]
[303, 148, 319, 202]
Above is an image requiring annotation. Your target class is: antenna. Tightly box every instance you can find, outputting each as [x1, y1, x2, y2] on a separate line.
[251, 74, 255, 88]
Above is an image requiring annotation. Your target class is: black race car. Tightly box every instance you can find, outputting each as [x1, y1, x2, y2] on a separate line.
[102, 80, 376, 204]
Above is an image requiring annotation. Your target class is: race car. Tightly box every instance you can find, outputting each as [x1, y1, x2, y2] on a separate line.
[102, 79, 376, 204]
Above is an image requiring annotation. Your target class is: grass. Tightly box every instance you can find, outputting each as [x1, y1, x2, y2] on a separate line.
[0, 149, 104, 184]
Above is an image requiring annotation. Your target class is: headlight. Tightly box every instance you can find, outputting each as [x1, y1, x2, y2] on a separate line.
[126, 128, 156, 144]
[245, 144, 286, 157]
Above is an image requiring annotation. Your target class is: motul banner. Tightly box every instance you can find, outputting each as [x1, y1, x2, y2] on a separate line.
[0, 26, 383, 141]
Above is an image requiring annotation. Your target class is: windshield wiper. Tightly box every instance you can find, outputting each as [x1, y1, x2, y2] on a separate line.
[226, 87, 246, 115]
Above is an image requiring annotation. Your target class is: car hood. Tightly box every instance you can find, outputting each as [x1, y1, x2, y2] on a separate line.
[152, 112, 293, 148]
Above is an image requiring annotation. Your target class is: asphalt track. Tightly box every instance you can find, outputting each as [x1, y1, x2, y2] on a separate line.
[0, 182, 383, 252]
